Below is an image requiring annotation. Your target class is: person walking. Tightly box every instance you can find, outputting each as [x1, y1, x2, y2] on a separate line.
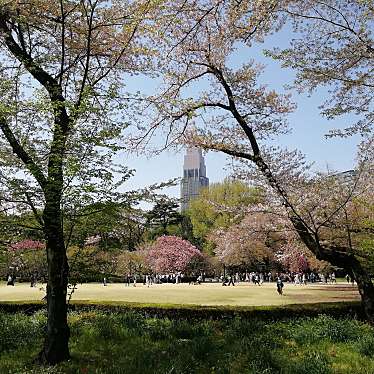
[276, 277, 284, 295]
[227, 274, 235, 286]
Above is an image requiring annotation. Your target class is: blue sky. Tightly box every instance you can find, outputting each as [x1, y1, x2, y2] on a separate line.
[120, 27, 360, 201]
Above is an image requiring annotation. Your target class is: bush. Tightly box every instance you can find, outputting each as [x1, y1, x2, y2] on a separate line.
[287, 351, 332, 374]
[355, 334, 374, 357]
[0, 310, 46, 353]
[290, 315, 364, 344]
[0, 308, 374, 373]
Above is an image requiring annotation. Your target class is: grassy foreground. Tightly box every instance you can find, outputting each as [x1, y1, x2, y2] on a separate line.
[1, 309, 374, 374]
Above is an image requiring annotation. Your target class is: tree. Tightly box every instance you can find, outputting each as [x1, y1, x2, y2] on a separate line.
[116, 249, 150, 277]
[278, 249, 309, 274]
[69, 203, 147, 251]
[187, 179, 262, 253]
[136, 1, 374, 320]
[145, 197, 183, 238]
[146, 235, 204, 274]
[268, 0, 374, 137]
[5, 239, 46, 281]
[0, 0, 158, 363]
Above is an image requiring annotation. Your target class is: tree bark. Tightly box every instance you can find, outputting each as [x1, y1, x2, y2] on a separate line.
[351, 260, 374, 323]
[38, 189, 70, 364]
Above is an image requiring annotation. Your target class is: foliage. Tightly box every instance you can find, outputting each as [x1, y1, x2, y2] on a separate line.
[1, 310, 374, 373]
[2, 240, 47, 281]
[116, 250, 151, 276]
[268, 0, 374, 137]
[145, 197, 183, 239]
[211, 213, 276, 269]
[278, 248, 309, 273]
[146, 235, 205, 274]
[187, 180, 262, 253]
[9, 240, 44, 251]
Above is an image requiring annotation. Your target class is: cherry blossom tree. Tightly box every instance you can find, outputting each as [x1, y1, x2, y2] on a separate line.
[134, 0, 374, 320]
[211, 213, 276, 269]
[6, 240, 46, 281]
[268, 0, 374, 137]
[277, 247, 309, 274]
[147, 235, 204, 274]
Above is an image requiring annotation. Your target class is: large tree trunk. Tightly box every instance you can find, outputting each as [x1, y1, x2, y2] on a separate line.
[290, 215, 374, 321]
[38, 189, 70, 364]
[351, 261, 374, 323]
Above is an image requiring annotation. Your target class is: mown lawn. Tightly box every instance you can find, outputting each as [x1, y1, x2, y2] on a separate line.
[1, 309, 374, 374]
[0, 282, 360, 307]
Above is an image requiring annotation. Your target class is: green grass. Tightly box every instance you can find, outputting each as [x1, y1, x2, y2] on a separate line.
[0, 282, 360, 307]
[0, 310, 374, 373]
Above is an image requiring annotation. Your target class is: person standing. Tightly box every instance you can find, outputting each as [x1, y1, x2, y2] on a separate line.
[133, 274, 137, 287]
[331, 272, 336, 284]
[125, 274, 131, 287]
[7, 274, 14, 286]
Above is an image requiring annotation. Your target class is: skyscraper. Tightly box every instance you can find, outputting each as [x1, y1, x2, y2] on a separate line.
[180, 147, 209, 211]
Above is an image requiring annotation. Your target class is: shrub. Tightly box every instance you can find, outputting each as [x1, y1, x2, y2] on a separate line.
[288, 351, 332, 374]
[356, 334, 374, 357]
[0, 310, 46, 352]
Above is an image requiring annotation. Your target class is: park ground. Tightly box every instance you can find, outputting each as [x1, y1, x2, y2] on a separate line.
[2, 281, 373, 374]
[0, 281, 360, 306]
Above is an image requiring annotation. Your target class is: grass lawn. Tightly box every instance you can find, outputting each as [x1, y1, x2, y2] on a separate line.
[0, 281, 360, 306]
[0, 281, 370, 373]
[1, 310, 374, 373]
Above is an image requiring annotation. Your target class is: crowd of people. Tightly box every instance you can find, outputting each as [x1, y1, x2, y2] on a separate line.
[105, 270, 344, 290]
[220, 271, 338, 287]
[6, 269, 350, 297]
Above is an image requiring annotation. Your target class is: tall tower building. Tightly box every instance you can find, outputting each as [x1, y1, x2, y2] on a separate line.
[180, 147, 209, 211]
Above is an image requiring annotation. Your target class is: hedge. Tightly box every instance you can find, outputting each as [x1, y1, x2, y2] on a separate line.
[0, 300, 364, 321]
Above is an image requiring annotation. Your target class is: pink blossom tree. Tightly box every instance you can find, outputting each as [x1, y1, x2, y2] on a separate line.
[277, 248, 309, 273]
[7, 240, 46, 281]
[147, 235, 204, 274]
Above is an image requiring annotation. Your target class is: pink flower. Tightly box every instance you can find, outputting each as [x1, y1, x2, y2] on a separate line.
[9, 240, 45, 251]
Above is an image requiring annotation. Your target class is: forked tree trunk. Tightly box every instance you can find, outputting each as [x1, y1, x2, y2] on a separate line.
[38, 192, 70, 364]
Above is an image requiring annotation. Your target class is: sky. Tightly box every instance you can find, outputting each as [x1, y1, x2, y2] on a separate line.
[119, 26, 361, 202]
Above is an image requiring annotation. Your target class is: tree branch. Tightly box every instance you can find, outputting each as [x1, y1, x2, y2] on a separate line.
[0, 116, 47, 189]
